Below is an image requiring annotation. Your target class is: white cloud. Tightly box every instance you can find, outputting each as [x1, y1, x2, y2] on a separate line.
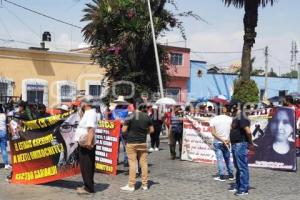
[48, 33, 81, 51]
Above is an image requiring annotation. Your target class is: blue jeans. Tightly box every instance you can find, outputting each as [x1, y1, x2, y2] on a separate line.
[0, 130, 9, 165]
[213, 142, 233, 176]
[232, 142, 249, 193]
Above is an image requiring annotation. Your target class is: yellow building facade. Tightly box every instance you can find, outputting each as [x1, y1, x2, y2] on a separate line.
[0, 47, 105, 108]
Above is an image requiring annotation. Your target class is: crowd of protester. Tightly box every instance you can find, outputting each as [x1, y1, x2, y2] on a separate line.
[1, 94, 300, 196]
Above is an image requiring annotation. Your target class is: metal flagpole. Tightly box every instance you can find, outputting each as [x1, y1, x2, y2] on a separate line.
[147, 0, 164, 98]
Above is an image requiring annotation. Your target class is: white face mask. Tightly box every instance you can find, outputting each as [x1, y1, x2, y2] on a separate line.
[15, 107, 20, 113]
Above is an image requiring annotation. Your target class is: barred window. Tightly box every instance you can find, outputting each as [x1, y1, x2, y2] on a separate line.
[89, 85, 102, 97]
[170, 53, 183, 66]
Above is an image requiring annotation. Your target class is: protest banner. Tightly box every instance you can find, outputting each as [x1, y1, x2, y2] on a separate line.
[95, 120, 120, 175]
[9, 111, 81, 184]
[248, 107, 297, 171]
[181, 117, 216, 164]
[183, 107, 297, 171]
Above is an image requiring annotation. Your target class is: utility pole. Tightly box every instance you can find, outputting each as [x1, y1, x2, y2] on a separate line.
[147, 0, 164, 98]
[294, 42, 298, 71]
[298, 63, 300, 92]
[264, 46, 269, 101]
[291, 41, 295, 72]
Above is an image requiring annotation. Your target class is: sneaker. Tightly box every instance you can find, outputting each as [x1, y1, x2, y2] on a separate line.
[154, 147, 159, 151]
[234, 191, 249, 196]
[148, 148, 154, 152]
[213, 175, 226, 182]
[142, 185, 148, 190]
[228, 188, 237, 192]
[4, 165, 12, 170]
[76, 187, 93, 195]
[123, 162, 129, 168]
[121, 185, 135, 192]
[5, 174, 12, 182]
[228, 174, 235, 181]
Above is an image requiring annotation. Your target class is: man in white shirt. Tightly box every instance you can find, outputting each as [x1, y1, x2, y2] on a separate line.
[75, 96, 98, 195]
[210, 106, 234, 181]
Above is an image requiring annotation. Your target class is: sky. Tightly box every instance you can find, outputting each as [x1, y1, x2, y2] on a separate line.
[0, 0, 299, 74]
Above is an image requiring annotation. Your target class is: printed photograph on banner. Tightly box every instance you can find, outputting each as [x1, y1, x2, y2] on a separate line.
[9, 111, 81, 184]
[249, 107, 297, 171]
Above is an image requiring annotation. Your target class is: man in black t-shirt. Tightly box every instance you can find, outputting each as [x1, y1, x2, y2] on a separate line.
[120, 103, 154, 192]
[229, 106, 253, 196]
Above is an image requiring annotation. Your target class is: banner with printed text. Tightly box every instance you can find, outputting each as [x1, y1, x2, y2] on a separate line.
[181, 117, 216, 164]
[95, 120, 120, 175]
[182, 108, 297, 171]
[10, 111, 81, 184]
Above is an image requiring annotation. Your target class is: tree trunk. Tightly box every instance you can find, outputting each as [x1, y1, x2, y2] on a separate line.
[240, 0, 259, 81]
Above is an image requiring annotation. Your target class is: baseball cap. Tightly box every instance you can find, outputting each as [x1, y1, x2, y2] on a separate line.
[81, 95, 94, 105]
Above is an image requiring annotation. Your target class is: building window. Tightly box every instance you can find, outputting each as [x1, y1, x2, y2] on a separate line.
[57, 81, 76, 103]
[89, 85, 102, 97]
[0, 82, 8, 103]
[166, 88, 181, 102]
[22, 79, 48, 106]
[26, 84, 44, 104]
[60, 85, 74, 102]
[170, 53, 183, 66]
[86, 80, 103, 98]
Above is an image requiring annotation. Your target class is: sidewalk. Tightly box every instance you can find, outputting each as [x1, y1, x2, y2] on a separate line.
[0, 142, 300, 200]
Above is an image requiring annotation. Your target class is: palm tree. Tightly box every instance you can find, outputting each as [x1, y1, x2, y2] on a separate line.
[222, 0, 275, 81]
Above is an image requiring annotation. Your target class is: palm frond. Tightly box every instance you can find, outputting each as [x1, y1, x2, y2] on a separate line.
[222, 0, 276, 8]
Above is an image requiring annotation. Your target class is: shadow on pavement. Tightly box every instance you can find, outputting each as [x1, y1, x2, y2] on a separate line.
[44, 180, 110, 192]
[227, 182, 256, 191]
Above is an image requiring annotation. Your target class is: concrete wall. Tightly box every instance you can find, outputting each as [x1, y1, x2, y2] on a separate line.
[0, 47, 105, 107]
[189, 60, 298, 101]
[165, 46, 191, 102]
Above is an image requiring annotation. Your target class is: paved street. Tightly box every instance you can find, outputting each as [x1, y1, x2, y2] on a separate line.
[0, 141, 300, 200]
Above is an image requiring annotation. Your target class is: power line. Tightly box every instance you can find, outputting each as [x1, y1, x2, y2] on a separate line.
[191, 48, 265, 54]
[0, 15, 15, 47]
[3, 5, 40, 39]
[3, 0, 82, 29]
[0, 37, 38, 46]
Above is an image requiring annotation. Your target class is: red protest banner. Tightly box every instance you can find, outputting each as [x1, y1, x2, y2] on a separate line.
[95, 120, 120, 175]
[9, 112, 81, 184]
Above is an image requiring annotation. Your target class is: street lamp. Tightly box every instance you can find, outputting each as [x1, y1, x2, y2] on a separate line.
[147, 0, 164, 98]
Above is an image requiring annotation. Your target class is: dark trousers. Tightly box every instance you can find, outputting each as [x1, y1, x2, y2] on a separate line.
[169, 133, 182, 158]
[79, 146, 96, 193]
[150, 127, 161, 148]
[232, 142, 249, 193]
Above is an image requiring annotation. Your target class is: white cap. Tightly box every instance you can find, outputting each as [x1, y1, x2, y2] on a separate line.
[60, 105, 69, 111]
[152, 105, 158, 109]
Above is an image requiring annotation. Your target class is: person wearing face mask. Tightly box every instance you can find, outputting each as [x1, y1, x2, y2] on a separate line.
[251, 107, 296, 167]
[74, 96, 98, 195]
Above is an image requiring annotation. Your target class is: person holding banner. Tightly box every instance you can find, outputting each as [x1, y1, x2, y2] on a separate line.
[121, 101, 154, 192]
[75, 96, 98, 195]
[229, 105, 253, 196]
[210, 106, 234, 181]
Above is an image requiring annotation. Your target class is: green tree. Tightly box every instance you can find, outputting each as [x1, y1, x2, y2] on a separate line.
[81, 0, 200, 102]
[222, 0, 275, 81]
[223, 0, 275, 103]
[268, 67, 278, 77]
[251, 69, 264, 76]
[232, 79, 259, 103]
[282, 70, 298, 78]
